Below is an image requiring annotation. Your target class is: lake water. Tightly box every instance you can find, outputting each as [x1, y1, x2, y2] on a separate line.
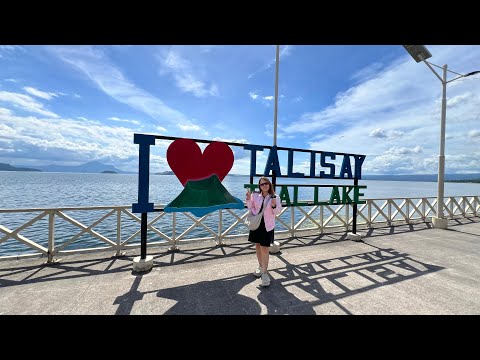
[1, 172, 479, 256]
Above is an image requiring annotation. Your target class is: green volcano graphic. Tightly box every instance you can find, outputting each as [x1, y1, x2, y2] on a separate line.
[164, 174, 244, 217]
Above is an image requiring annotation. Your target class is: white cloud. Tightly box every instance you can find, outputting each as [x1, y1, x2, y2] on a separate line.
[0, 46, 21, 51]
[0, 123, 16, 138]
[468, 130, 480, 138]
[0, 107, 13, 116]
[249, 91, 276, 106]
[158, 49, 219, 97]
[385, 146, 423, 155]
[0, 110, 142, 170]
[108, 116, 141, 125]
[447, 92, 474, 107]
[369, 128, 404, 139]
[47, 46, 190, 126]
[155, 126, 167, 133]
[0, 46, 24, 58]
[73, 93, 81, 98]
[0, 91, 59, 118]
[369, 128, 387, 138]
[288, 45, 480, 174]
[4, 78, 19, 83]
[351, 62, 384, 82]
[390, 130, 404, 138]
[280, 45, 292, 57]
[176, 121, 209, 135]
[178, 124, 202, 132]
[23, 86, 59, 100]
[212, 137, 247, 144]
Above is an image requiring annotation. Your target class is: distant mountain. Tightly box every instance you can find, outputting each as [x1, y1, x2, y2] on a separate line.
[21, 161, 134, 174]
[155, 171, 174, 175]
[363, 173, 480, 182]
[101, 170, 117, 174]
[0, 163, 42, 172]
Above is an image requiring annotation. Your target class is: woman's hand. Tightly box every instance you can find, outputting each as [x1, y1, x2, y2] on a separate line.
[246, 189, 251, 201]
[271, 197, 276, 207]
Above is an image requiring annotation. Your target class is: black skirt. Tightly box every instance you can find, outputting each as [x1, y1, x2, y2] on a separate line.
[248, 214, 274, 247]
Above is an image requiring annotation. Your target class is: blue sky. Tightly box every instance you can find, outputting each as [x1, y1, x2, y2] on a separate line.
[0, 45, 479, 175]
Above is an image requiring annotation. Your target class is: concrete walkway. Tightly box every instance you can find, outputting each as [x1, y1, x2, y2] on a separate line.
[1, 217, 480, 315]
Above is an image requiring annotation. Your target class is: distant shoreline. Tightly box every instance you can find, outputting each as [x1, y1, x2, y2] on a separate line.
[446, 179, 480, 183]
[1, 162, 480, 183]
[0, 163, 41, 172]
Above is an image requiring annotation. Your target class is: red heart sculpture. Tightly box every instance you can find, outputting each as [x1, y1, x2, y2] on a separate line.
[167, 139, 234, 186]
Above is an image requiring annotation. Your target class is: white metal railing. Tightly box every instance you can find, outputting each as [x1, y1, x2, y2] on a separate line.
[0, 196, 478, 262]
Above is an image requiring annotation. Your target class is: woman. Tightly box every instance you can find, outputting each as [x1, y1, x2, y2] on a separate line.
[246, 177, 282, 287]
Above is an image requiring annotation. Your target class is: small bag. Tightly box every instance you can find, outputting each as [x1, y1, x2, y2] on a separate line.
[244, 198, 267, 231]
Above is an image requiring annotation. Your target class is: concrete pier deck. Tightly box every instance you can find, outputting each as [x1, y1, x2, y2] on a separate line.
[1, 217, 479, 315]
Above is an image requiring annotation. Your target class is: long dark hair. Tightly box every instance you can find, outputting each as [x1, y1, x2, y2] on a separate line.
[258, 177, 274, 195]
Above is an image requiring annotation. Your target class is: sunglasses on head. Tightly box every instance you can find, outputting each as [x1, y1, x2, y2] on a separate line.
[259, 182, 269, 187]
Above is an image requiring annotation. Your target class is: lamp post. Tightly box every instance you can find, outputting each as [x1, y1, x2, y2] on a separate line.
[272, 45, 280, 188]
[273, 44, 279, 148]
[403, 45, 480, 229]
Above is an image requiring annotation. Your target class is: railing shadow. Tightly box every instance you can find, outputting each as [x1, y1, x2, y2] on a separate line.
[133, 245, 442, 315]
[151, 232, 352, 267]
[0, 257, 132, 287]
[264, 244, 444, 314]
[351, 216, 480, 239]
[0, 217, 474, 291]
[361, 222, 433, 239]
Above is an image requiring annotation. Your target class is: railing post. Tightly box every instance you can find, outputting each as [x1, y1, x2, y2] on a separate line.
[406, 199, 410, 223]
[450, 198, 454, 219]
[368, 200, 372, 228]
[474, 197, 478, 216]
[115, 208, 124, 256]
[345, 204, 350, 232]
[47, 210, 55, 263]
[422, 198, 426, 221]
[217, 210, 224, 246]
[352, 178, 358, 233]
[462, 197, 466, 217]
[388, 200, 392, 226]
[320, 205, 324, 233]
[352, 203, 358, 233]
[170, 212, 178, 251]
[291, 206, 295, 237]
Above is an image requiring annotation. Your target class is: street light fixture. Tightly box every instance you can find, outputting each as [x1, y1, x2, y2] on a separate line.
[403, 45, 480, 229]
[404, 45, 432, 63]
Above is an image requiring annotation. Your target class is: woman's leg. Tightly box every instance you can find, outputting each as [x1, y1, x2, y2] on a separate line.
[255, 243, 262, 268]
[260, 245, 270, 273]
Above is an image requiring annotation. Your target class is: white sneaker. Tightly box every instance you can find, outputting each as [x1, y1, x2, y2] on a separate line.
[253, 266, 262, 278]
[261, 273, 271, 287]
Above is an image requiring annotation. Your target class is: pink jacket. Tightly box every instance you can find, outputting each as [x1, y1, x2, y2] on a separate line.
[246, 192, 282, 232]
